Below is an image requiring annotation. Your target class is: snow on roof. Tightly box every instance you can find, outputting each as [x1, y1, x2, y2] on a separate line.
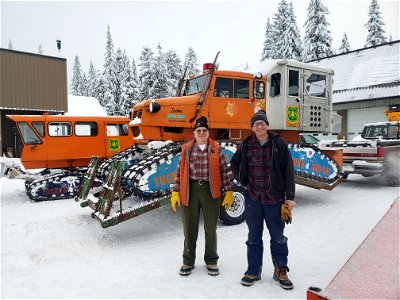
[313, 41, 400, 104]
[65, 95, 107, 116]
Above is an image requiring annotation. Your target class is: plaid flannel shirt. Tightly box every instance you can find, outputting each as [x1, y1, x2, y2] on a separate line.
[247, 135, 283, 204]
[174, 144, 232, 192]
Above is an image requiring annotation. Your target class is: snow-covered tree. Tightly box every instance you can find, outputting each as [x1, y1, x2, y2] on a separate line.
[101, 25, 118, 114]
[338, 33, 351, 54]
[272, 0, 291, 59]
[8, 39, 13, 50]
[184, 47, 200, 77]
[138, 46, 154, 101]
[70, 55, 84, 95]
[131, 57, 140, 102]
[87, 61, 100, 99]
[165, 49, 183, 96]
[364, 0, 387, 47]
[114, 49, 138, 116]
[281, 2, 303, 60]
[38, 44, 43, 54]
[149, 43, 170, 99]
[303, 0, 334, 61]
[80, 72, 89, 96]
[260, 17, 276, 61]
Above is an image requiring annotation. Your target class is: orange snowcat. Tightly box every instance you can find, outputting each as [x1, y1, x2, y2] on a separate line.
[3, 54, 343, 228]
[1, 115, 134, 200]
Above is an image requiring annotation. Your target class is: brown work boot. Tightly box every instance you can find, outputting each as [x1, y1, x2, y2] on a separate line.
[273, 266, 293, 290]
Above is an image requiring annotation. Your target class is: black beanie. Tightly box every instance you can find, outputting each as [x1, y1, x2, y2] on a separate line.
[194, 116, 209, 131]
[251, 110, 269, 127]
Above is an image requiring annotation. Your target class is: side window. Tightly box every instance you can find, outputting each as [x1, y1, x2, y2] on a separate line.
[214, 77, 233, 98]
[305, 73, 326, 98]
[254, 81, 265, 99]
[234, 79, 249, 99]
[288, 70, 299, 97]
[48, 122, 72, 137]
[32, 122, 45, 137]
[107, 124, 128, 136]
[17, 122, 42, 145]
[75, 122, 98, 136]
[270, 73, 281, 97]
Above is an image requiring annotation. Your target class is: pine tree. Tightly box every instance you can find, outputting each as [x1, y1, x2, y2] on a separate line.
[365, 0, 387, 47]
[282, 2, 303, 60]
[149, 43, 170, 98]
[87, 61, 99, 98]
[38, 44, 43, 54]
[260, 17, 276, 61]
[71, 55, 84, 95]
[338, 33, 351, 54]
[272, 0, 291, 59]
[184, 47, 200, 77]
[303, 0, 334, 62]
[165, 49, 183, 96]
[114, 49, 137, 116]
[8, 39, 13, 50]
[101, 25, 118, 115]
[80, 72, 89, 96]
[131, 57, 140, 102]
[138, 46, 154, 101]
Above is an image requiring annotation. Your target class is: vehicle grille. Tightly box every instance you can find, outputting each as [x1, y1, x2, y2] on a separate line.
[132, 109, 143, 119]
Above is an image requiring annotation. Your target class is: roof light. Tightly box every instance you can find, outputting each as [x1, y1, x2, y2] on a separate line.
[203, 63, 215, 73]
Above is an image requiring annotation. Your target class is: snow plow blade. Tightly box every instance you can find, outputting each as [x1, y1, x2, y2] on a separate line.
[307, 197, 399, 300]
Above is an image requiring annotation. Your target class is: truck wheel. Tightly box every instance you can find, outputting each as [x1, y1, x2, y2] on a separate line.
[219, 183, 246, 225]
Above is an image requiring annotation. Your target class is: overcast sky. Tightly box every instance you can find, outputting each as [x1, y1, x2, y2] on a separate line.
[1, 0, 399, 83]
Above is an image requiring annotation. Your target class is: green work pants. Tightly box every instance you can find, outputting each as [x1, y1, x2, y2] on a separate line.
[182, 180, 221, 266]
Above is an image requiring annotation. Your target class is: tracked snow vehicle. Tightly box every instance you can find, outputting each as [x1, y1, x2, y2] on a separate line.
[1, 115, 134, 200]
[75, 57, 344, 228]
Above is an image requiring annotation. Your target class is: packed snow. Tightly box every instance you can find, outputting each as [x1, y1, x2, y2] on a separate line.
[1, 170, 398, 298]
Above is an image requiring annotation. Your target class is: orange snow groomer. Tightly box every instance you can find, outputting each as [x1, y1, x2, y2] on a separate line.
[7, 114, 134, 169]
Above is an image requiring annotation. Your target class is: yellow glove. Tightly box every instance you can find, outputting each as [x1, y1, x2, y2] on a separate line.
[221, 191, 234, 211]
[281, 204, 292, 224]
[171, 191, 181, 212]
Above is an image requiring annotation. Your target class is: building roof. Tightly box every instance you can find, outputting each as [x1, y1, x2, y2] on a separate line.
[312, 41, 400, 104]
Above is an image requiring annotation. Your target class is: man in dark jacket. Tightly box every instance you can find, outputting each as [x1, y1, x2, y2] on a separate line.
[230, 110, 296, 289]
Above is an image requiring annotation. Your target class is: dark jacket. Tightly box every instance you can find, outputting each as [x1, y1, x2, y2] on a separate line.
[230, 131, 295, 200]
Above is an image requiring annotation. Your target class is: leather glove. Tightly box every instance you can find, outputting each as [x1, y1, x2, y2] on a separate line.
[221, 191, 234, 211]
[171, 191, 181, 212]
[281, 204, 292, 224]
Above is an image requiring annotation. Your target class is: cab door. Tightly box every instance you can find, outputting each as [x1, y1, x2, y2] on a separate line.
[301, 70, 330, 132]
[104, 122, 130, 157]
[208, 76, 255, 127]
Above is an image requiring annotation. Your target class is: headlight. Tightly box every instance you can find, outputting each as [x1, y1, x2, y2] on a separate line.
[149, 99, 161, 113]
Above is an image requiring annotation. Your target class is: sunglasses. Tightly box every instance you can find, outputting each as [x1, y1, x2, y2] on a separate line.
[195, 129, 208, 134]
[253, 121, 267, 128]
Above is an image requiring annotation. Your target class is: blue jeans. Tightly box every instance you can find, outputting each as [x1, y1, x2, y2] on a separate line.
[244, 193, 288, 276]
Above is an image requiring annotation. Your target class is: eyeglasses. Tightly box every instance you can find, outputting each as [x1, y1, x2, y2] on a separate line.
[195, 129, 208, 134]
[253, 121, 267, 128]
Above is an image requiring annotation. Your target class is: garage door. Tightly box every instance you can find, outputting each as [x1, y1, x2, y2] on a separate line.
[347, 106, 387, 140]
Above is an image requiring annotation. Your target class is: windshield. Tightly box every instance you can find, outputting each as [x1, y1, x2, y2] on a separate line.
[18, 122, 42, 145]
[184, 74, 207, 96]
[361, 125, 398, 139]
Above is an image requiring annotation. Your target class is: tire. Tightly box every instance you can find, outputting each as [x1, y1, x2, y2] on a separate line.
[219, 183, 246, 225]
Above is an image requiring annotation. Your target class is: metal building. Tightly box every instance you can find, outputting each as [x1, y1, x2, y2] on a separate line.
[313, 41, 400, 140]
[0, 48, 67, 157]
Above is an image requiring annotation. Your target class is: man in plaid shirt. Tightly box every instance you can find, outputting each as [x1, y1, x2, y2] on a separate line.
[230, 110, 296, 289]
[171, 116, 233, 277]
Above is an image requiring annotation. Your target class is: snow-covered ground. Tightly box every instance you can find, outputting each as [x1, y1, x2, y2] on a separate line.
[1, 174, 398, 299]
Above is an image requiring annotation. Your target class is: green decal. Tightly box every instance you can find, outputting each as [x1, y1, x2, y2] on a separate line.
[109, 139, 120, 151]
[287, 106, 298, 122]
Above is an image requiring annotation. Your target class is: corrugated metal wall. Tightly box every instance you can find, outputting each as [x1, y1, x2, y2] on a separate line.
[0, 49, 68, 112]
